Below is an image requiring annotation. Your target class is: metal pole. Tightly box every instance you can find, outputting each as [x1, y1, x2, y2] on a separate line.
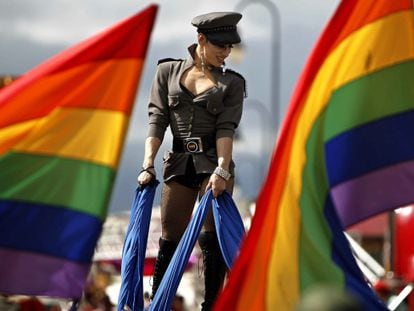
[235, 0, 281, 133]
[388, 283, 413, 311]
[386, 211, 395, 272]
[244, 99, 273, 176]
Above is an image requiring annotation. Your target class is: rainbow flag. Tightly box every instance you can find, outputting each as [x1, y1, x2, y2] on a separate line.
[215, 1, 414, 310]
[0, 5, 157, 298]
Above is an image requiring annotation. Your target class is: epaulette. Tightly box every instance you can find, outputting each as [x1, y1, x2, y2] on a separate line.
[157, 58, 183, 65]
[226, 68, 248, 98]
[226, 68, 245, 81]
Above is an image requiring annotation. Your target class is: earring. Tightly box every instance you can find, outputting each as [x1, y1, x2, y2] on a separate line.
[200, 48, 206, 75]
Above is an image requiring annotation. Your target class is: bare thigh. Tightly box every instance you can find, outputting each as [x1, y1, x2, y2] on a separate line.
[160, 180, 199, 242]
[199, 177, 235, 232]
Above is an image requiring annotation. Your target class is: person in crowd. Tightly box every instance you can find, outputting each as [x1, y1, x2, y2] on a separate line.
[171, 294, 186, 311]
[0, 294, 20, 311]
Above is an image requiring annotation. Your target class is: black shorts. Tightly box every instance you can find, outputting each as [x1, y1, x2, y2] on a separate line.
[168, 157, 210, 189]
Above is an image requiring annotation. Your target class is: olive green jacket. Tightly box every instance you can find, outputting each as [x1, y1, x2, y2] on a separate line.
[147, 44, 246, 181]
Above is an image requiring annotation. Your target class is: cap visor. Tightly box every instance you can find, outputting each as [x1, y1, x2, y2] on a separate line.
[206, 31, 241, 45]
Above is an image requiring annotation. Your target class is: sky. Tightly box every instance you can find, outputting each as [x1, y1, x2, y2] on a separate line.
[0, 0, 340, 213]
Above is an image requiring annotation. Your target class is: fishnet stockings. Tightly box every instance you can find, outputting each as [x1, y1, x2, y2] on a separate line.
[159, 177, 234, 242]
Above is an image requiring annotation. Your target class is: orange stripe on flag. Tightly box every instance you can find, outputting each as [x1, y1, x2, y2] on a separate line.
[0, 59, 143, 129]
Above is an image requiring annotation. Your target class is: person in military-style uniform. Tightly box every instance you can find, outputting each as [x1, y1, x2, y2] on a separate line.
[137, 11, 246, 310]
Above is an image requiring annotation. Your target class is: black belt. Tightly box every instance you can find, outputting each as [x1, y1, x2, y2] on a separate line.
[173, 135, 215, 154]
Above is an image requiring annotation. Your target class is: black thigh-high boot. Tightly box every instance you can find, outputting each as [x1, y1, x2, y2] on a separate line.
[198, 231, 227, 311]
[151, 237, 178, 300]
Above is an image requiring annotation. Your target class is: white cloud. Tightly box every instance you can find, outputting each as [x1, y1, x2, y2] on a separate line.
[0, 0, 339, 46]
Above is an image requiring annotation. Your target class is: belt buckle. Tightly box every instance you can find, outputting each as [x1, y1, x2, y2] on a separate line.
[183, 137, 203, 153]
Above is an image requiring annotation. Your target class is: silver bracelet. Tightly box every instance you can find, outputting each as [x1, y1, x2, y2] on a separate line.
[213, 166, 231, 181]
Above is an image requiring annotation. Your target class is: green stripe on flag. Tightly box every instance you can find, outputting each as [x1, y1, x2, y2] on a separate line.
[0, 152, 115, 219]
[324, 60, 414, 141]
[299, 113, 344, 290]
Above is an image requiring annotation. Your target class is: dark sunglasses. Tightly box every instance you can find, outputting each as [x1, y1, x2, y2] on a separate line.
[209, 41, 234, 49]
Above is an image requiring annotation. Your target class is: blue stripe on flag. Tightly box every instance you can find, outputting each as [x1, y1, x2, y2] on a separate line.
[0, 200, 102, 262]
[325, 110, 414, 186]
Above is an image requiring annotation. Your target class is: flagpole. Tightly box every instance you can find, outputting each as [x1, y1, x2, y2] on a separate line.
[386, 211, 395, 272]
[234, 0, 281, 185]
[234, 0, 281, 133]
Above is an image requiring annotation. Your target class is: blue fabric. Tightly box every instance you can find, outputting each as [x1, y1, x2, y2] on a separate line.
[150, 190, 245, 311]
[149, 190, 213, 310]
[212, 192, 246, 268]
[117, 186, 245, 311]
[118, 180, 159, 311]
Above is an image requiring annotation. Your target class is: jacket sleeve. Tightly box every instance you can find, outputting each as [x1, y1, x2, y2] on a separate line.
[147, 63, 170, 141]
[216, 75, 245, 139]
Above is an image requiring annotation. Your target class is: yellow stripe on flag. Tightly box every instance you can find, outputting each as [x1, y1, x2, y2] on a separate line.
[9, 107, 128, 168]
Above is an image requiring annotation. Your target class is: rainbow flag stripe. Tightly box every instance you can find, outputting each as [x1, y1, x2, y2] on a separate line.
[215, 1, 413, 310]
[0, 5, 157, 298]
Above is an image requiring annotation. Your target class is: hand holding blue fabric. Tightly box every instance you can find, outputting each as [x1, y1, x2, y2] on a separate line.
[118, 180, 159, 311]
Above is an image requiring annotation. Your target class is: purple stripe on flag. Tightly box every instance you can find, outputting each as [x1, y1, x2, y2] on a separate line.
[331, 160, 414, 228]
[0, 248, 91, 298]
